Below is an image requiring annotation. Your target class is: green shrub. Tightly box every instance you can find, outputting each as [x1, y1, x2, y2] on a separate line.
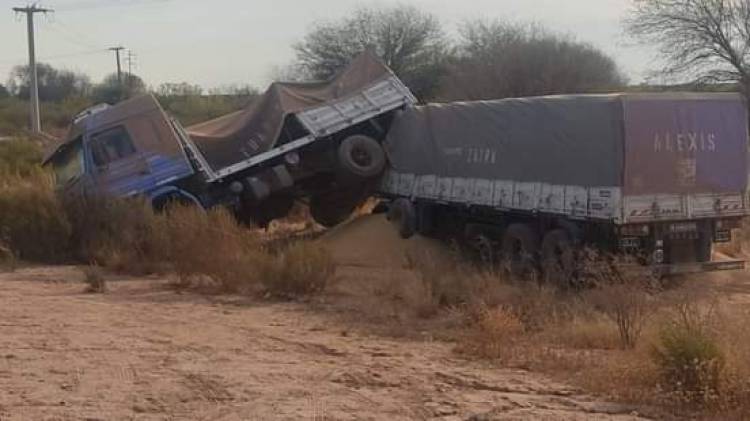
[262, 242, 336, 297]
[651, 315, 725, 404]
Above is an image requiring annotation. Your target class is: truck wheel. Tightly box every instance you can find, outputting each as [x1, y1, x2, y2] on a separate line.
[337, 135, 386, 179]
[473, 234, 497, 266]
[388, 198, 416, 239]
[310, 194, 356, 228]
[501, 224, 539, 280]
[541, 229, 577, 287]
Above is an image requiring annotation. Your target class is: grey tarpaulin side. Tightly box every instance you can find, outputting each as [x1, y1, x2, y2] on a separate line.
[384, 95, 626, 187]
[187, 51, 393, 171]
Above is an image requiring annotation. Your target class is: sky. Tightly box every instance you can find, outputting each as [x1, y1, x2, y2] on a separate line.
[0, 0, 659, 91]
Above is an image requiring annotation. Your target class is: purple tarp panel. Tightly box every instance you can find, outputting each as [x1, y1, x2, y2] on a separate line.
[623, 94, 748, 196]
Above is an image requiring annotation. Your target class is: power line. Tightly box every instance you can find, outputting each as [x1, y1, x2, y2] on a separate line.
[44, 19, 105, 51]
[0, 48, 110, 65]
[53, 0, 172, 13]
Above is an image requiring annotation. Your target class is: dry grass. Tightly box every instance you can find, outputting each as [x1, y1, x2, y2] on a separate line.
[454, 303, 524, 360]
[63, 195, 165, 274]
[389, 250, 750, 417]
[82, 265, 107, 293]
[262, 241, 336, 298]
[0, 155, 333, 297]
[159, 206, 264, 293]
[588, 283, 654, 349]
[0, 173, 72, 262]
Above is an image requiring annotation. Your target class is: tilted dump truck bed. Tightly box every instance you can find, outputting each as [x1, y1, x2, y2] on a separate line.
[380, 93, 749, 224]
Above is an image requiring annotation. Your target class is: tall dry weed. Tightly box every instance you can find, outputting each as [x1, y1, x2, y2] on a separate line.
[262, 241, 336, 298]
[0, 173, 71, 262]
[161, 206, 263, 293]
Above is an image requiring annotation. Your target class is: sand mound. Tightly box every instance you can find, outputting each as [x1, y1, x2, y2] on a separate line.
[320, 214, 450, 269]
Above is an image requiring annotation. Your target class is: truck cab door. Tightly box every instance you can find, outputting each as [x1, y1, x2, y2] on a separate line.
[86, 124, 152, 197]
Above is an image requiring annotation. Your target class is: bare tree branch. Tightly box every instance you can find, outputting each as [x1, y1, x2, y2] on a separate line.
[626, 0, 750, 94]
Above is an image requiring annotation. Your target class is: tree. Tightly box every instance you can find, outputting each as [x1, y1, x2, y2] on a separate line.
[439, 20, 626, 101]
[626, 0, 750, 97]
[294, 5, 449, 100]
[157, 82, 203, 97]
[7, 63, 91, 101]
[91, 72, 146, 104]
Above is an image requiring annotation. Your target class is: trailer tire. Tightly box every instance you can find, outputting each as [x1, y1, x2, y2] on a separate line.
[541, 229, 577, 287]
[501, 224, 539, 279]
[337, 135, 386, 179]
[388, 198, 416, 239]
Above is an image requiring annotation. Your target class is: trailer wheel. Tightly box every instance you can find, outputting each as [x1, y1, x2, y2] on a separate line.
[501, 224, 539, 279]
[337, 135, 386, 179]
[388, 198, 416, 239]
[541, 229, 577, 287]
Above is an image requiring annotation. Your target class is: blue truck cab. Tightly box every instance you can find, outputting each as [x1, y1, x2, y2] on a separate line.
[45, 95, 202, 208]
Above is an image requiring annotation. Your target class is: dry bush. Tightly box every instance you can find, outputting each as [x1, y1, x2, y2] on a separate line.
[262, 241, 336, 298]
[0, 173, 71, 262]
[455, 303, 524, 360]
[404, 250, 495, 309]
[63, 195, 165, 274]
[0, 240, 18, 272]
[588, 284, 653, 349]
[549, 316, 621, 350]
[0, 137, 44, 178]
[714, 314, 750, 417]
[161, 206, 263, 293]
[82, 265, 107, 293]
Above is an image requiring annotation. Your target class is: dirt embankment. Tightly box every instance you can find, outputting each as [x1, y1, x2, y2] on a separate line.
[4, 215, 728, 420]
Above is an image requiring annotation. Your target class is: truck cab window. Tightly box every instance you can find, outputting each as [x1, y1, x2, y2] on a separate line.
[90, 126, 136, 166]
[51, 136, 84, 186]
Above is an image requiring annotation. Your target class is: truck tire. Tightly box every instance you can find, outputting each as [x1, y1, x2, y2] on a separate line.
[465, 224, 500, 265]
[337, 135, 386, 179]
[501, 224, 539, 279]
[388, 198, 416, 239]
[541, 229, 577, 287]
[310, 194, 356, 228]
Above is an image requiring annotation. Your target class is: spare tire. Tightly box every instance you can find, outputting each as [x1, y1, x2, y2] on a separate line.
[337, 135, 386, 179]
[388, 198, 416, 239]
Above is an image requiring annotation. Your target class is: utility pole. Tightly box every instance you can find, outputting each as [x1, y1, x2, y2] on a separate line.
[13, 4, 53, 134]
[109, 46, 125, 87]
[125, 50, 136, 89]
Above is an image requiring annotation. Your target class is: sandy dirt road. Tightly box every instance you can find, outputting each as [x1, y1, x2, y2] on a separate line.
[0, 262, 651, 421]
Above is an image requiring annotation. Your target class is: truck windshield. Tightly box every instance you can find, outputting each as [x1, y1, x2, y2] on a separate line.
[51, 137, 84, 186]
